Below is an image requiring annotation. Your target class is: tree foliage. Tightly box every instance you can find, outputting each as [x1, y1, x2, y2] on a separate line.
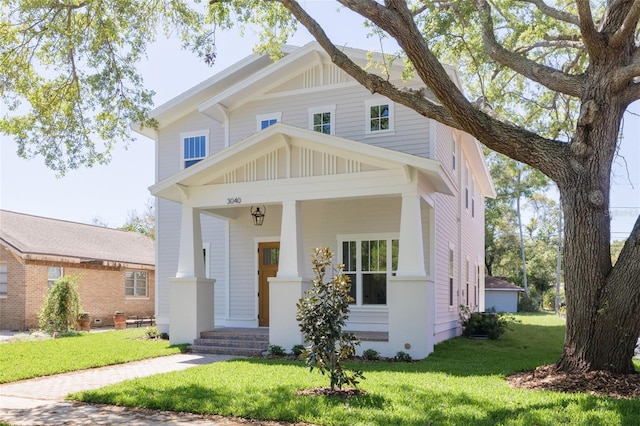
[0, 0, 214, 175]
[119, 199, 155, 239]
[296, 247, 363, 391]
[39, 275, 83, 334]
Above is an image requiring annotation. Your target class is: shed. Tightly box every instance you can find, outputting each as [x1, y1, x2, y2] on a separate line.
[485, 276, 524, 313]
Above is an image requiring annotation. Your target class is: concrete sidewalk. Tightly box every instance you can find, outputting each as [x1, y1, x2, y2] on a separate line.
[0, 353, 292, 425]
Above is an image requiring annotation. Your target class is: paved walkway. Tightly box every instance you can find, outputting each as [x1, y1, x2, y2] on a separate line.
[0, 353, 293, 425]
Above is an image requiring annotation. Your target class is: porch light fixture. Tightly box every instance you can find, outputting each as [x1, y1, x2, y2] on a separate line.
[250, 205, 266, 226]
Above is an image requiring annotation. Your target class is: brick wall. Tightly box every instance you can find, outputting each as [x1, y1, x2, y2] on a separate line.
[0, 248, 155, 330]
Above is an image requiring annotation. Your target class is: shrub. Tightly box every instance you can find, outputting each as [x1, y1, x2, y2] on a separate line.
[394, 351, 412, 362]
[291, 344, 305, 357]
[145, 326, 161, 340]
[39, 275, 83, 334]
[518, 294, 540, 312]
[267, 345, 286, 356]
[362, 349, 380, 361]
[296, 247, 364, 391]
[459, 305, 518, 340]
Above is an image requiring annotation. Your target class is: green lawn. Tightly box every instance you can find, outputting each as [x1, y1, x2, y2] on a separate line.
[0, 329, 186, 383]
[69, 314, 640, 425]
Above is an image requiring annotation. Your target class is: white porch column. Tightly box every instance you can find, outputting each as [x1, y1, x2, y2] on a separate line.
[269, 200, 303, 350]
[396, 193, 426, 276]
[170, 204, 215, 345]
[388, 195, 434, 359]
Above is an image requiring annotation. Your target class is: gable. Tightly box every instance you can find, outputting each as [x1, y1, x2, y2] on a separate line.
[264, 63, 350, 95]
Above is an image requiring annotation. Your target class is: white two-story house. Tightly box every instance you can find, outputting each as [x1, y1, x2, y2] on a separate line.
[135, 42, 495, 359]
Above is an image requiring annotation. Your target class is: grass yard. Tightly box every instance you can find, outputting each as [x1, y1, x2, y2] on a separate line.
[69, 314, 640, 425]
[0, 328, 186, 383]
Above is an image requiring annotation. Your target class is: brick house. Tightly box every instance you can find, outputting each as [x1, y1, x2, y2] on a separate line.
[0, 210, 155, 330]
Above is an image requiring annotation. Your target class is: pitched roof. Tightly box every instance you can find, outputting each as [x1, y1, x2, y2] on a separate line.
[0, 210, 154, 267]
[485, 276, 524, 291]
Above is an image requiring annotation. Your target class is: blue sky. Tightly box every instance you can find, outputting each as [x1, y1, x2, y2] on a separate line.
[0, 4, 638, 239]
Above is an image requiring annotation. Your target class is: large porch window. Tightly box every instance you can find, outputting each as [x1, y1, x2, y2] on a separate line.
[340, 235, 398, 305]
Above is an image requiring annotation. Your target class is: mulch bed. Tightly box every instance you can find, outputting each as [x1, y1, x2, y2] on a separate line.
[507, 364, 640, 399]
[295, 387, 366, 399]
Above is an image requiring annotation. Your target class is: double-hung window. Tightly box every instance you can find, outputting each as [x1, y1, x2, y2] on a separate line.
[449, 247, 455, 307]
[0, 263, 6, 296]
[181, 130, 209, 169]
[256, 112, 282, 131]
[340, 235, 399, 306]
[308, 105, 336, 135]
[125, 271, 148, 297]
[365, 99, 394, 134]
[48, 266, 62, 289]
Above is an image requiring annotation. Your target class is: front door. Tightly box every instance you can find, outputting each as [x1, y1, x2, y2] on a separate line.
[258, 242, 279, 326]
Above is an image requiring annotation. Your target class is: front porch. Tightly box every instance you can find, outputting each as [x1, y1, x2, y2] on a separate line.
[190, 327, 389, 357]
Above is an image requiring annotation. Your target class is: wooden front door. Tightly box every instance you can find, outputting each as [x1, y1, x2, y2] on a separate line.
[258, 242, 279, 327]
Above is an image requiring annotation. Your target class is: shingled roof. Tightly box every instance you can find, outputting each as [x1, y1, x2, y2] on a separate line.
[0, 210, 154, 267]
[485, 276, 524, 291]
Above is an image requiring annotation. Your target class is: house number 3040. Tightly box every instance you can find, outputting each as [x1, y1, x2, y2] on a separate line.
[227, 197, 242, 204]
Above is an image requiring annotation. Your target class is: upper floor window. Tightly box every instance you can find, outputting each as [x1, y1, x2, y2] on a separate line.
[181, 130, 209, 169]
[340, 235, 398, 306]
[0, 263, 6, 296]
[308, 105, 336, 135]
[449, 247, 455, 306]
[125, 271, 148, 297]
[48, 266, 62, 289]
[365, 99, 394, 134]
[256, 112, 282, 131]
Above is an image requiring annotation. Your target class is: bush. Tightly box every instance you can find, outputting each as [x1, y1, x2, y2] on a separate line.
[394, 351, 412, 362]
[518, 294, 540, 312]
[39, 275, 83, 334]
[362, 349, 380, 361]
[267, 345, 286, 356]
[145, 326, 161, 340]
[291, 344, 305, 357]
[459, 305, 518, 340]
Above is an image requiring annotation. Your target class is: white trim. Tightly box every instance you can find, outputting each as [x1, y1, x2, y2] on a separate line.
[180, 129, 210, 170]
[365, 98, 394, 134]
[308, 104, 336, 136]
[256, 112, 282, 131]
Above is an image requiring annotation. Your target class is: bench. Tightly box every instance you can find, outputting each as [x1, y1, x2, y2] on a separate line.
[125, 316, 155, 328]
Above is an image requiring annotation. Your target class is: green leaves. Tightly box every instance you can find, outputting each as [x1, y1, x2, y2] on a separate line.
[296, 247, 363, 391]
[38, 274, 83, 333]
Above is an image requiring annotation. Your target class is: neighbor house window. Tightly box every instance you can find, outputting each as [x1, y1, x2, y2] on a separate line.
[365, 99, 394, 134]
[449, 247, 455, 306]
[0, 263, 6, 296]
[48, 266, 62, 289]
[340, 235, 398, 305]
[181, 130, 209, 169]
[125, 271, 148, 297]
[308, 105, 336, 135]
[256, 112, 282, 131]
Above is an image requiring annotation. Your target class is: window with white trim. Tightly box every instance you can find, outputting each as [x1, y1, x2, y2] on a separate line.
[125, 271, 148, 297]
[308, 105, 335, 135]
[48, 266, 62, 289]
[181, 130, 209, 169]
[340, 236, 398, 305]
[0, 263, 6, 296]
[256, 112, 282, 131]
[452, 137, 457, 171]
[365, 99, 394, 133]
[465, 258, 470, 306]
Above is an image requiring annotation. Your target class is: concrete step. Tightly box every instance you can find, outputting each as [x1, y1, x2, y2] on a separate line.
[189, 345, 265, 357]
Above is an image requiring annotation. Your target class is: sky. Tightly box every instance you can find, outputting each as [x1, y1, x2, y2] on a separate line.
[0, 3, 638, 239]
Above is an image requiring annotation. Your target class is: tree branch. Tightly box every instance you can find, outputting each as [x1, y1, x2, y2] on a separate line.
[476, 0, 584, 98]
[575, 0, 602, 55]
[609, 0, 640, 47]
[517, 0, 579, 25]
[613, 63, 640, 91]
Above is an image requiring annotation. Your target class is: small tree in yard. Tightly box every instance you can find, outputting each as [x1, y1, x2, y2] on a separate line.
[296, 247, 364, 391]
[39, 275, 83, 334]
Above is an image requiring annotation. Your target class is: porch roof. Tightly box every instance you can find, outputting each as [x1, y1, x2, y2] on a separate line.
[150, 123, 454, 205]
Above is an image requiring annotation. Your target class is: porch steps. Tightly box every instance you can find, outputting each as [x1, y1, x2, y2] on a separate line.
[190, 328, 269, 357]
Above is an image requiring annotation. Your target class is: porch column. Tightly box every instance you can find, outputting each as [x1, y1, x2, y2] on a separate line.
[388, 195, 434, 359]
[269, 200, 303, 350]
[169, 204, 215, 345]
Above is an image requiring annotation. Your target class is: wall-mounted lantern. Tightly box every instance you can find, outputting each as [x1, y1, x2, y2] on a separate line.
[250, 205, 266, 226]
